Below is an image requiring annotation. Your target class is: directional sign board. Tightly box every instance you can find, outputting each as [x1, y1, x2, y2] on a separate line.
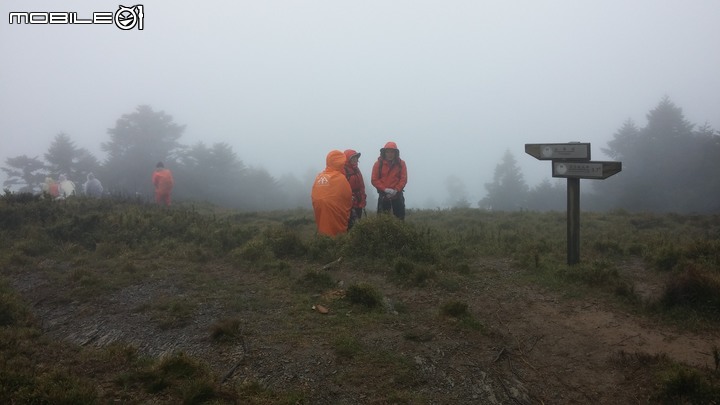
[525, 141, 622, 265]
[552, 161, 622, 179]
[525, 143, 590, 160]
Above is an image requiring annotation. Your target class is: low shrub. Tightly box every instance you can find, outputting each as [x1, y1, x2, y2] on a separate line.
[306, 235, 342, 262]
[343, 215, 436, 262]
[660, 265, 720, 320]
[440, 301, 468, 318]
[346, 283, 382, 309]
[649, 246, 683, 271]
[262, 226, 307, 258]
[209, 317, 242, 343]
[656, 364, 720, 404]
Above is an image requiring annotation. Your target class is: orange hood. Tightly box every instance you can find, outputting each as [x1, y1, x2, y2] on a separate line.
[343, 149, 361, 166]
[326, 150, 346, 172]
[380, 141, 400, 158]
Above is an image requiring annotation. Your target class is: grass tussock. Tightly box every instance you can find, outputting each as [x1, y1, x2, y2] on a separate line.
[345, 283, 383, 309]
[343, 215, 437, 262]
[333, 335, 363, 360]
[440, 300, 484, 331]
[209, 317, 242, 343]
[0, 284, 33, 327]
[611, 350, 720, 403]
[660, 265, 720, 321]
[118, 351, 230, 403]
[390, 258, 436, 287]
[297, 270, 335, 292]
[656, 364, 720, 404]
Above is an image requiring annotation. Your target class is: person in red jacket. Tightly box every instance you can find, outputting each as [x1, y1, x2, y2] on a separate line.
[311, 150, 353, 236]
[152, 161, 174, 206]
[371, 141, 408, 220]
[343, 149, 367, 229]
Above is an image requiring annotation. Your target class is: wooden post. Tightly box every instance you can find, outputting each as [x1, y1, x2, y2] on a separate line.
[567, 178, 580, 265]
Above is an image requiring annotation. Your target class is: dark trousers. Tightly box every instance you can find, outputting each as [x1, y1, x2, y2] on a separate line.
[348, 207, 363, 230]
[377, 192, 405, 220]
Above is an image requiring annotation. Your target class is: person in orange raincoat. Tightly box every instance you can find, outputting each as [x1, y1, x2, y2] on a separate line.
[152, 162, 174, 206]
[311, 150, 352, 236]
[343, 149, 367, 229]
[371, 141, 408, 220]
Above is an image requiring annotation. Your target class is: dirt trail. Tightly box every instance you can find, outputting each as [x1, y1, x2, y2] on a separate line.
[456, 258, 720, 403]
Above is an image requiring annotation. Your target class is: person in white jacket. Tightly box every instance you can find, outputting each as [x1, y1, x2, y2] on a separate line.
[57, 174, 76, 199]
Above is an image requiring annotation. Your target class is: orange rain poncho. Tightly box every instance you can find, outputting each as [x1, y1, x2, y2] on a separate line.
[152, 166, 174, 206]
[311, 150, 352, 236]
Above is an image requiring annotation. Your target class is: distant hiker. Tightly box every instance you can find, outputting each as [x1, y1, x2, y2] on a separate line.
[152, 162, 174, 206]
[371, 141, 408, 220]
[343, 149, 367, 229]
[311, 150, 352, 236]
[83, 172, 103, 198]
[57, 174, 76, 199]
[42, 177, 59, 198]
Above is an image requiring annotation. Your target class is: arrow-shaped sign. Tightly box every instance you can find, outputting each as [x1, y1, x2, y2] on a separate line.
[552, 161, 622, 179]
[525, 143, 591, 160]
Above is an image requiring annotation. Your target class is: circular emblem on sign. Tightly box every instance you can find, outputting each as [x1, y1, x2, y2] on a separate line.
[541, 146, 553, 158]
[556, 163, 567, 175]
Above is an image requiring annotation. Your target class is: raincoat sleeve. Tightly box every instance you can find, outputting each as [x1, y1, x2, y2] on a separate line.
[370, 160, 382, 191]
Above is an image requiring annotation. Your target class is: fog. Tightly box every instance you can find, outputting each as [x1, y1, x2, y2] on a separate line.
[2, 0, 719, 208]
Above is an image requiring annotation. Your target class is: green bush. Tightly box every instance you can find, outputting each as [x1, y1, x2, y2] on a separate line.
[262, 226, 307, 258]
[343, 215, 436, 262]
[306, 234, 342, 262]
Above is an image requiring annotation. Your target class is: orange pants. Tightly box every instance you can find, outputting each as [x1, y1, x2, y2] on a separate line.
[155, 191, 171, 206]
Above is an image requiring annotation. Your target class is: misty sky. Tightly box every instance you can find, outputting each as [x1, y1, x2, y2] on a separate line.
[2, 0, 719, 208]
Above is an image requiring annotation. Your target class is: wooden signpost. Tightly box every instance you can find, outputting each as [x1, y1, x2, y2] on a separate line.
[525, 143, 622, 265]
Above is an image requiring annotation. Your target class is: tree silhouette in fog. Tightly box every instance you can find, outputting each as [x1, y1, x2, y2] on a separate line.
[597, 96, 720, 213]
[101, 105, 185, 197]
[44, 133, 100, 184]
[1, 155, 45, 193]
[480, 150, 528, 210]
[174, 142, 246, 206]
